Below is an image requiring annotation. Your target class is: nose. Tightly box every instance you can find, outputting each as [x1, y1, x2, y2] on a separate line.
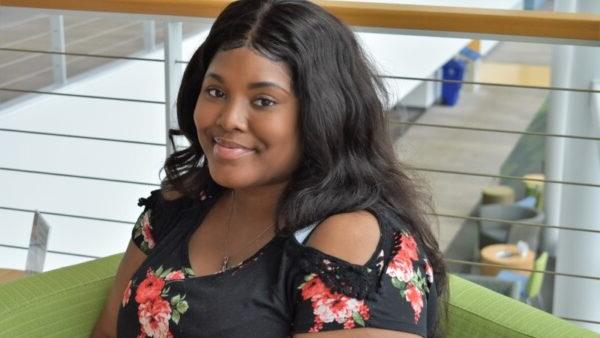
[216, 97, 247, 131]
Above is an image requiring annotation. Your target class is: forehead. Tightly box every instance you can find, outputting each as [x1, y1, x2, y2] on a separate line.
[206, 47, 292, 87]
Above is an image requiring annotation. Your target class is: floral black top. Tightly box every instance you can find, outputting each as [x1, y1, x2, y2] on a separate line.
[117, 189, 438, 338]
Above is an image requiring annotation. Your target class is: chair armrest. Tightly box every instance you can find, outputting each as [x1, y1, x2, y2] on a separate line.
[0, 254, 122, 337]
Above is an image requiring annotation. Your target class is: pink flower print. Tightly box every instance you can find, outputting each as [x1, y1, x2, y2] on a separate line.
[130, 266, 189, 337]
[135, 271, 165, 304]
[299, 274, 370, 332]
[387, 231, 429, 324]
[141, 211, 155, 250]
[400, 234, 419, 261]
[405, 284, 424, 323]
[308, 317, 324, 333]
[312, 297, 338, 324]
[300, 273, 331, 301]
[138, 297, 172, 338]
[165, 270, 185, 281]
[358, 303, 370, 319]
[122, 280, 133, 307]
[386, 249, 414, 283]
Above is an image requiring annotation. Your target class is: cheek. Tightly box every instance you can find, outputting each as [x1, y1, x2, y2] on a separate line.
[193, 100, 208, 130]
[255, 116, 301, 165]
[193, 100, 216, 143]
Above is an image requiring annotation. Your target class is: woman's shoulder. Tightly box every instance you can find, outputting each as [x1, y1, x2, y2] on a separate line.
[301, 210, 381, 265]
[283, 206, 421, 294]
[282, 207, 437, 335]
[288, 205, 414, 256]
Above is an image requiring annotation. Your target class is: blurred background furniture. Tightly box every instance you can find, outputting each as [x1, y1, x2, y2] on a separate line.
[0, 211, 50, 284]
[454, 272, 521, 300]
[480, 243, 535, 277]
[497, 251, 549, 308]
[481, 185, 515, 205]
[478, 182, 544, 252]
[0, 269, 25, 285]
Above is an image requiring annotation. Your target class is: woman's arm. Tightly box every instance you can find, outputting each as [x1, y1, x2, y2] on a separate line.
[91, 240, 147, 338]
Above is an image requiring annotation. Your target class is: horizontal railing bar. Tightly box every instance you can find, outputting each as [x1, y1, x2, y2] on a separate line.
[0, 206, 134, 225]
[445, 258, 600, 281]
[176, 60, 599, 94]
[0, 88, 165, 105]
[393, 122, 600, 142]
[0, 55, 595, 96]
[558, 316, 600, 325]
[8, 120, 594, 148]
[430, 212, 600, 234]
[0, 167, 160, 187]
[379, 75, 600, 94]
[0, 128, 167, 146]
[3, 1, 599, 43]
[0, 47, 165, 62]
[409, 166, 600, 189]
[0, 243, 100, 259]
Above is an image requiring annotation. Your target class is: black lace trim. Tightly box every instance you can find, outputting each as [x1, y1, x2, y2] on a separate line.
[290, 242, 385, 300]
[137, 196, 154, 209]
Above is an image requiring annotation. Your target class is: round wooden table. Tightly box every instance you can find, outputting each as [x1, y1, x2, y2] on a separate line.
[480, 244, 535, 277]
[0, 269, 26, 284]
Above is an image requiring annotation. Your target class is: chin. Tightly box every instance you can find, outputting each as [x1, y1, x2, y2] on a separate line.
[208, 165, 257, 190]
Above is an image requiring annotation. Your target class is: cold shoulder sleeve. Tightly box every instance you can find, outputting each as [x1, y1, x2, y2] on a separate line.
[287, 211, 438, 337]
[131, 189, 199, 255]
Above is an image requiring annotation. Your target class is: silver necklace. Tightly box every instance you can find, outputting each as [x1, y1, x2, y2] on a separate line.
[220, 191, 275, 272]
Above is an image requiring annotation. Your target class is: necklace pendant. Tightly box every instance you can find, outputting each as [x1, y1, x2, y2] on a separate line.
[220, 256, 229, 272]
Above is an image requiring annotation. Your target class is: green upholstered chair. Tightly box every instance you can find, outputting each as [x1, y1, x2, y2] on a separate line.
[0, 254, 597, 337]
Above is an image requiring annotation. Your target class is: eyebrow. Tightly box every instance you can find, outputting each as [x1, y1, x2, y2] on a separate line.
[206, 72, 291, 94]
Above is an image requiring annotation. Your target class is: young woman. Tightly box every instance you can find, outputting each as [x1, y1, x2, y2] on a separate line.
[93, 0, 447, 337]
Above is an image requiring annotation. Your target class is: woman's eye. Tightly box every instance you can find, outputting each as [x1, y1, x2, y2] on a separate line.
[253, 98, 276, 107]
[206, 88, 225, 98]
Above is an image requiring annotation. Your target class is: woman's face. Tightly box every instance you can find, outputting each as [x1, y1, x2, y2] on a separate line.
[194, 47, 301, 190]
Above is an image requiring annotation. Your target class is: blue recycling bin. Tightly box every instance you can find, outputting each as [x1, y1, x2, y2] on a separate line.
[441, 58, 466, 106]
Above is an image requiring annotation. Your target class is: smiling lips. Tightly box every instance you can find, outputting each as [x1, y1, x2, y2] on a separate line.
[213, 136, 255, 160]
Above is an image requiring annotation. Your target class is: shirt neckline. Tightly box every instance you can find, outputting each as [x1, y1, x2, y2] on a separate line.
[179, 196, 284, 281]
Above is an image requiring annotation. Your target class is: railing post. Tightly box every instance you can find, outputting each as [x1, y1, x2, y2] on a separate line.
[143, 20, 156, 52]
[50, 15, 67, 85]
[544, 18, 575, 257]
[551, 0, 600, 332]
[164, 22, 183, 157]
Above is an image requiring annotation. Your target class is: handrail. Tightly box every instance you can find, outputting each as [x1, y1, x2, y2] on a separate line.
[320, 1, 600, 42]
[2, 0, 599, 43]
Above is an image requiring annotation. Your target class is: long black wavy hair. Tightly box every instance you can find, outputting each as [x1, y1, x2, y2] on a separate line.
[163, 0, 447, 334]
